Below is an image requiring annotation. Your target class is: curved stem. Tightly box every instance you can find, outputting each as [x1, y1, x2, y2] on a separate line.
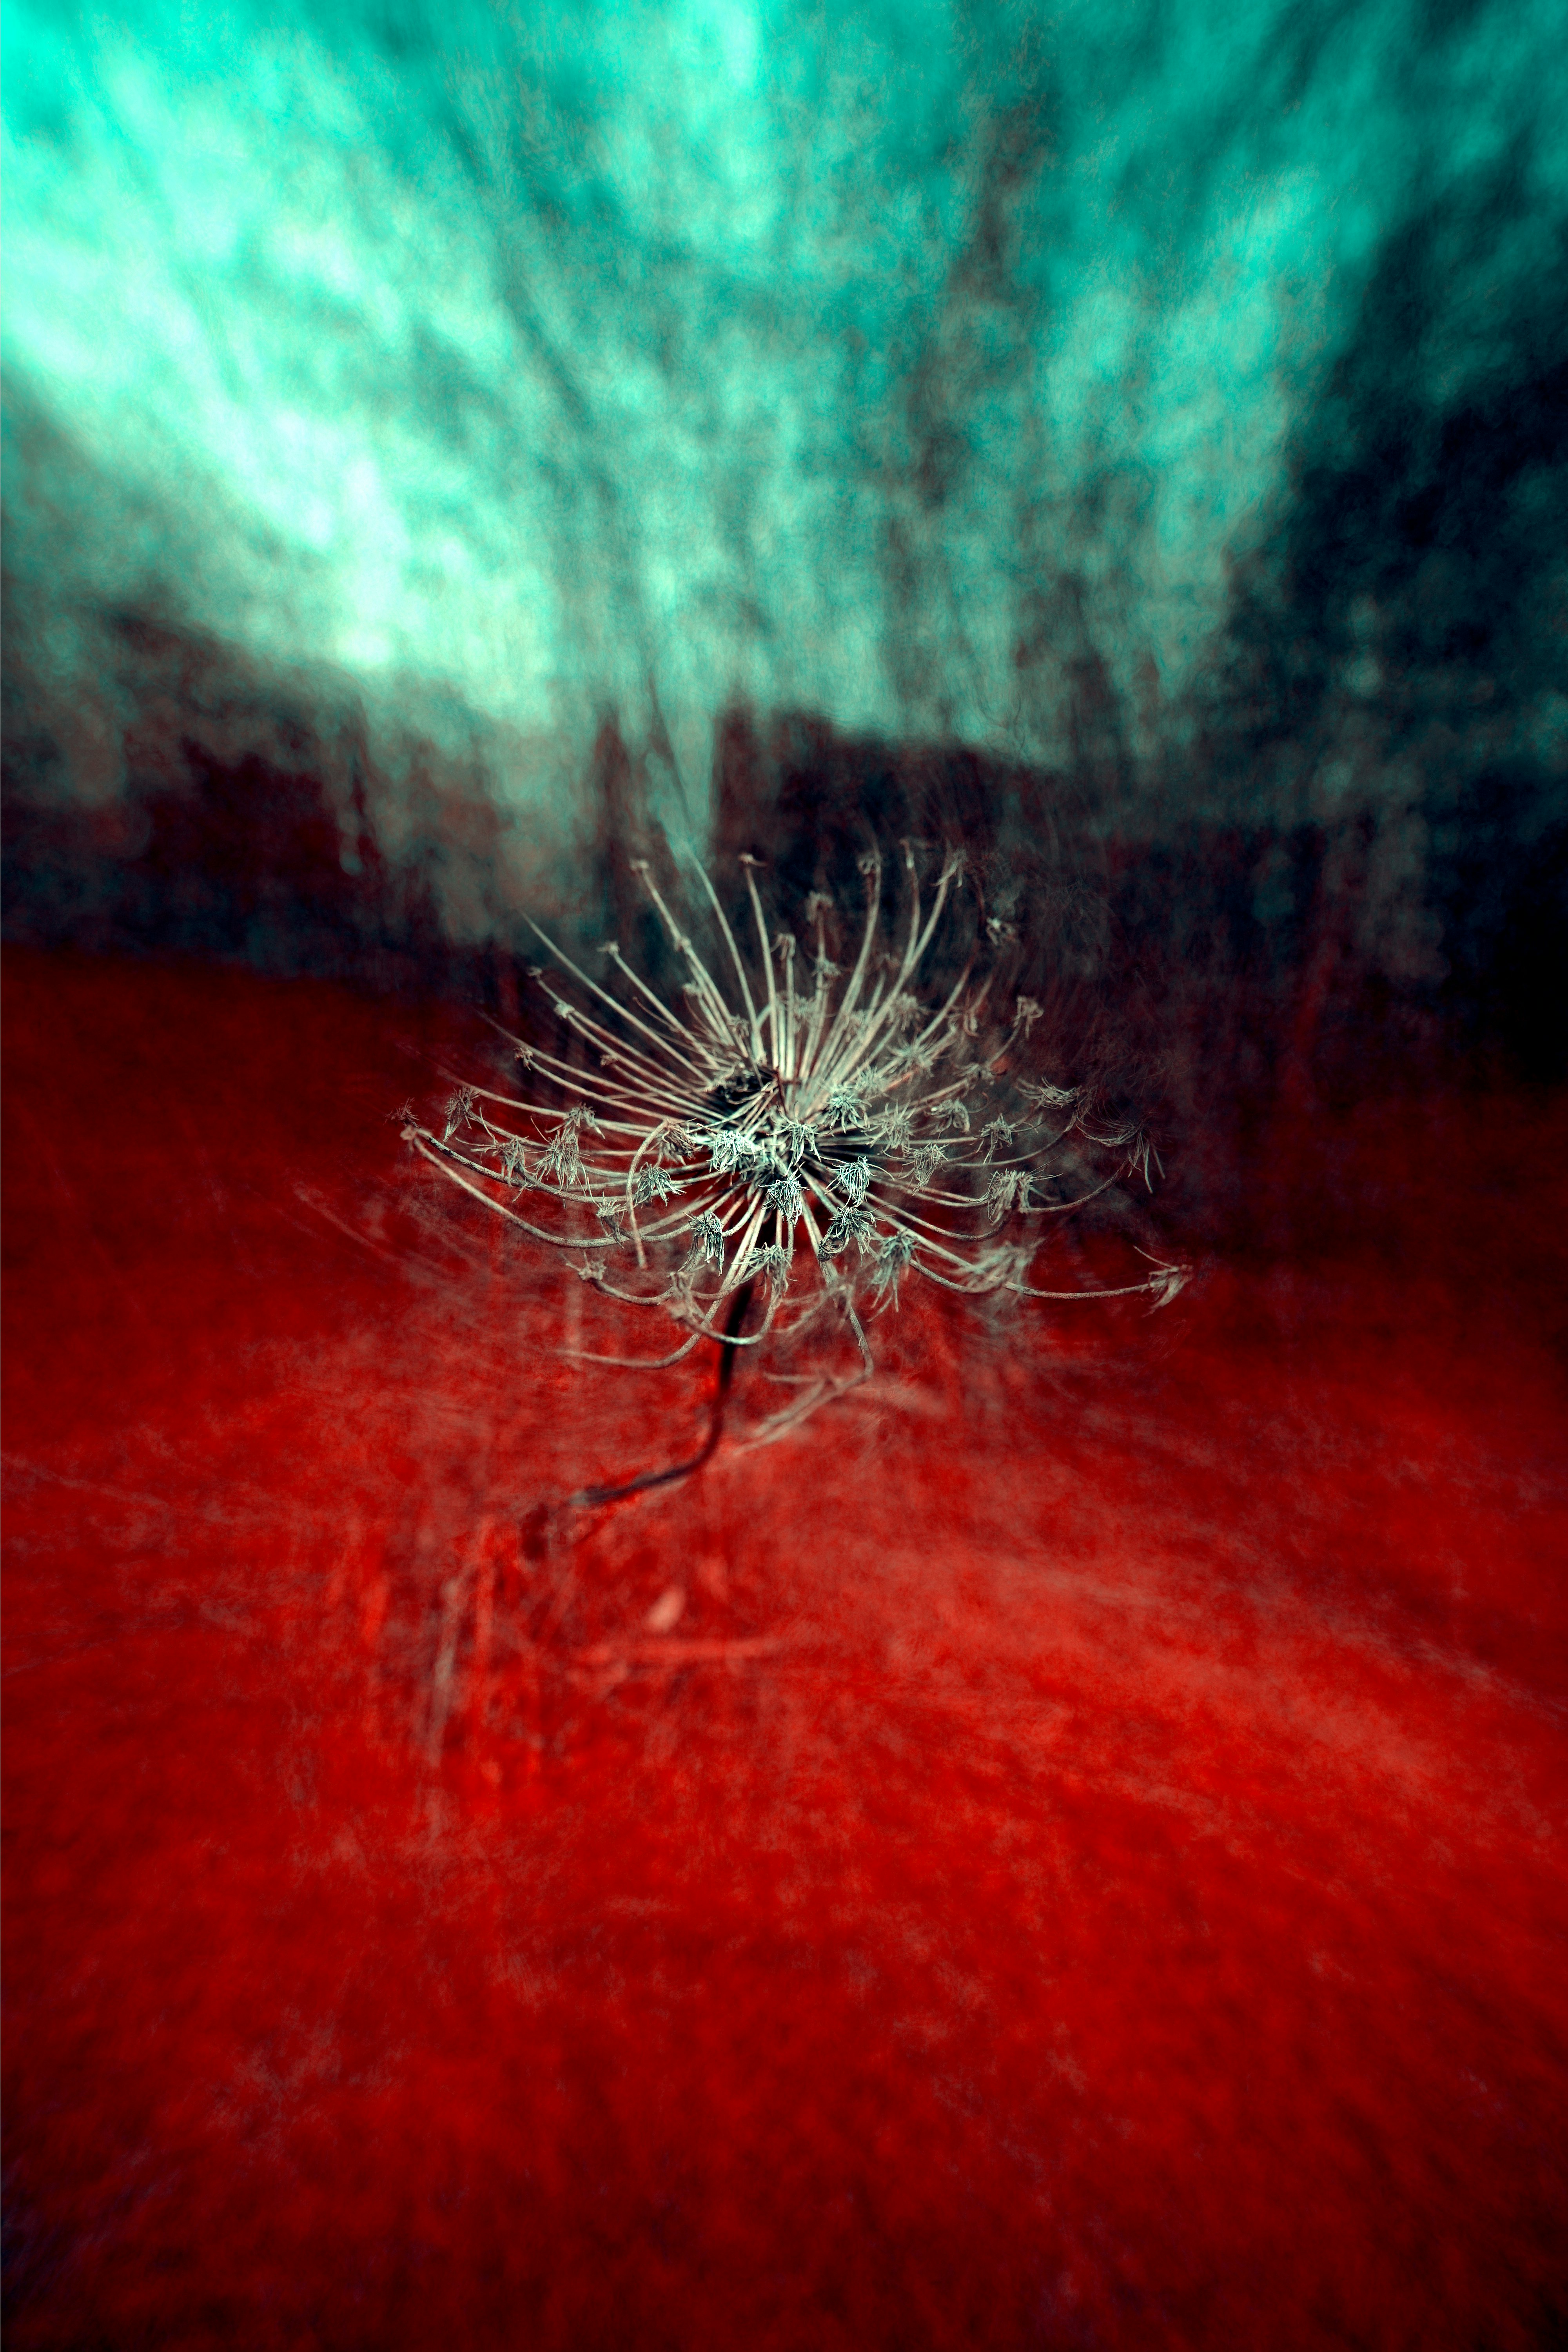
[564, 1279, 757, 1510]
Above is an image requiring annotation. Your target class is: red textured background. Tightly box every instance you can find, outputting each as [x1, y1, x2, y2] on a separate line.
[5, 942, 1567, 2349]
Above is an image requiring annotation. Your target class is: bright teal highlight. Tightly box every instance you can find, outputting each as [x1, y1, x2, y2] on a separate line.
[4, 0, 1564, 827]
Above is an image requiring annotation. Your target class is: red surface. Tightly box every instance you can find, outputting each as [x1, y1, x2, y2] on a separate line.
[5, 944, 1567, 2350]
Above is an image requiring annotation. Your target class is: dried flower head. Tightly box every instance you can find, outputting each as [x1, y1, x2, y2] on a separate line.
[404, 844, 1187, 1440]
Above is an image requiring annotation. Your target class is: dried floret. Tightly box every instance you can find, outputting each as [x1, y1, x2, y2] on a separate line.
[632, 1164, 684, 1206]
[688, 1211, 726, 1267]
[764, 1170, 804, 1224]
[1019, 1077, 1078, 1111]
[442, 1086, 476, 1142]
[539, 1128, 586, 1187]
[985, 1169, 1021, 1219]
[820, 1204, 876, 1257]
[754, 1245, 791, 1290]
[869, 1229, 918, 1303]
[707, 1127, 763, 1177]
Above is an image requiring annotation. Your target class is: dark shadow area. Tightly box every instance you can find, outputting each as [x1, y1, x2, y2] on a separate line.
[1183, 161, 1568, 1087]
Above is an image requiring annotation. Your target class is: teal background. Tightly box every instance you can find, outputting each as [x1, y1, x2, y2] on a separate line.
[3, 0, 1564, 1029]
